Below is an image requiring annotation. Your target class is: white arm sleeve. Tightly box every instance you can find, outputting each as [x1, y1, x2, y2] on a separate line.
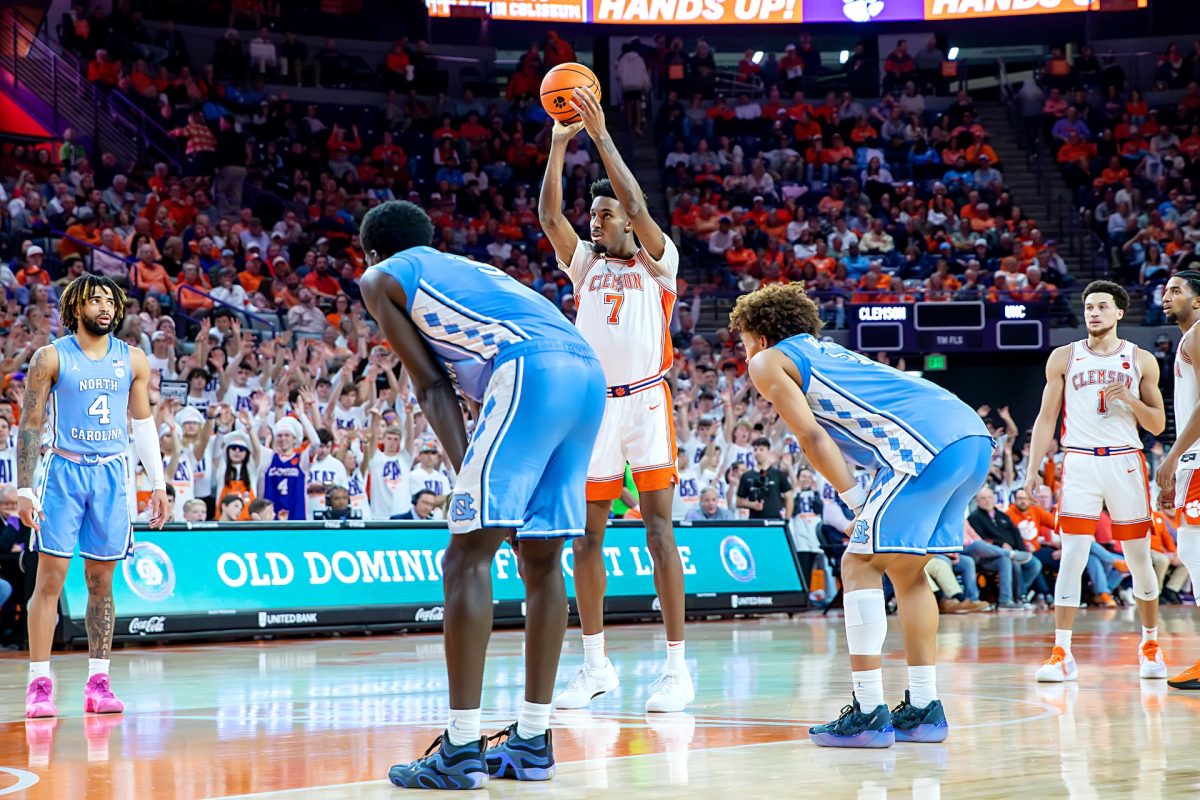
[131, 416, 166, 490]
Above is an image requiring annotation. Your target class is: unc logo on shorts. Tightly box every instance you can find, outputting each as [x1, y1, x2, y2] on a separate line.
[121, 542, 176, 602]
[719, 536, 756, 583]
[850, 520, 870, 544]
[450, 493, 477, 523]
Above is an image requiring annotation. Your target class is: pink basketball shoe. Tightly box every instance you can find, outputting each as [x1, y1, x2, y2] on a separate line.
[25, 677, 57, 719]
[84, 674, 124, 714]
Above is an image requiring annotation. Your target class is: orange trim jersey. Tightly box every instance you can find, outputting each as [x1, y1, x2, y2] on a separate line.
[1060, 339, 1143, 451]
[561, 238, 679, 388]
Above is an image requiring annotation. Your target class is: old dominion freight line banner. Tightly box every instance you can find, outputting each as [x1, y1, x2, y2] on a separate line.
[59, 521, 806, 643]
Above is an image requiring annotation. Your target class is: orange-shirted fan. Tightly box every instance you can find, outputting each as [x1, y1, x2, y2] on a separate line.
[540, 63, 601, 124]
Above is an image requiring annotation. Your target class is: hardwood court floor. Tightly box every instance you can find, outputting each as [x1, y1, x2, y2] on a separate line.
[0, 609, 1198, 798]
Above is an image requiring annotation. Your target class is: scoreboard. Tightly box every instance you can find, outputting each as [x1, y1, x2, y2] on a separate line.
[849, 301, 1048, 353]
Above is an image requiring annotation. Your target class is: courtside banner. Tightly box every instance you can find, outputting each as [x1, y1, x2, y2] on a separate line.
[58, 521, 805, 642]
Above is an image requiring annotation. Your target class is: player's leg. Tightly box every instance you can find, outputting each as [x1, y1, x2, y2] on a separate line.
[25, 454, 87, 719]
[556, 395, 623, 710]
[1108, 453, 1164, 679]
[485, 350, 604, 781]
[1041, 452, 1102, 681]
[81, 559, 124, 713]
[1169, 513, 1200, 687]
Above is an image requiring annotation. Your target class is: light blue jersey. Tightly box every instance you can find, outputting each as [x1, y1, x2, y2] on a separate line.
[368, 247, 588, 402]
[774, 334, 989, 476]
[50, 335, 132, 458]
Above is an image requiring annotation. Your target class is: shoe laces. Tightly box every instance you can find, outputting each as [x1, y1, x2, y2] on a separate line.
[890, 693, 921, 728]
[29, 679, 51, 703]
[486, 723, 517, 747]
[1044, 646, 1068, 667]
[90, 675, 114, 698]
[649, 671, 683, 697]
[827, 703, 869, 735]
[422, 734, 446, 757]
[565, 664, 599, 694]
[1142, 640, 1162, 661]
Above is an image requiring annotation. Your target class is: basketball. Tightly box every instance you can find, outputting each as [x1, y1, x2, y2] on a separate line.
[540, 62, 600, 124]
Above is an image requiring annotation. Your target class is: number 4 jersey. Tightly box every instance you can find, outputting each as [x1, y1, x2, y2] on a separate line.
[51, 335, 132, 458]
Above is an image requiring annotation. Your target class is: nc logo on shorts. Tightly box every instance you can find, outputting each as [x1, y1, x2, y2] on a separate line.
[719, 536, 756, 583]
[121, 542, 176, 602]
[450, 494, 477, 523]
[850, 520, 870, 544]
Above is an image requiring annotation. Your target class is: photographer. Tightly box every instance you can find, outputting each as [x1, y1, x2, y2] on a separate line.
[736, 437, 793, 520]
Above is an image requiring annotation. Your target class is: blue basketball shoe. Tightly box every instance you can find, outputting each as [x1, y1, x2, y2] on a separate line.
[808, 697, 895, 748]
[387, 732, 488, 790]
[891, 691, 949, 743]
[484, 723, 556, 781]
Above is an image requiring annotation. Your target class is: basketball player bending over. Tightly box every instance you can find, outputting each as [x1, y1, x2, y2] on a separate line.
[1155, 271, 1200, 690]
[1026, 281, 1167, 683]
[360, 200, 605, 789]
[17, 275, 170, 719]
[732, 284, 992, 748]
[541, 87, 693, 712]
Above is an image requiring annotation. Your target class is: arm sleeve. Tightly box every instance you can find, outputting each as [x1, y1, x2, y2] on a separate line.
[131, 416, 166, 490]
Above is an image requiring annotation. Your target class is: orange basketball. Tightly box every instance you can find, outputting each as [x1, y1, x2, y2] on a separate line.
[540, 62, 600, 124]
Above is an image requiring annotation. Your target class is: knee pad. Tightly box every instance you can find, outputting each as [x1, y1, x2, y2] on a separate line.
[1054, 534, 1093, 606]
[1178, 527, 1200, 571]
[1120, 536, 1158, 602]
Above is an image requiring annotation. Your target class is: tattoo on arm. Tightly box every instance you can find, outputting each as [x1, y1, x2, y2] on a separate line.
[17, 346, 54, 488]
[85, 570, 115, 659]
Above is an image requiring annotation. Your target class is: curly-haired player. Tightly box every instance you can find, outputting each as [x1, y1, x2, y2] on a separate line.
[731, 283, 992, 748]
[17, 275, 170, 720]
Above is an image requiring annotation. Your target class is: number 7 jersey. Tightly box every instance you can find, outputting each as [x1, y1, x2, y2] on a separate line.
[50, 335, 132, 458]
[563, 238, 679, 387]
[1061, 339, 1143, 450]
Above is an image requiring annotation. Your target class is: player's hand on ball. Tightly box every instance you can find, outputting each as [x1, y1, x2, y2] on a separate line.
[552, 119, 584, 143]
[570, 86, 606, 140]
[148, 489, 170, 530]
[18, 495, 44, 532]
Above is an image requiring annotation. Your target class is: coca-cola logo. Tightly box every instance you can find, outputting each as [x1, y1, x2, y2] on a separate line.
[128, 616, 166, 635]
[414, 607, 444, 622]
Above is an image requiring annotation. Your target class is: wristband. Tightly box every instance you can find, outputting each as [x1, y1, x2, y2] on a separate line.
[839, 484, 867, 513]
[17, 488, 40, 508]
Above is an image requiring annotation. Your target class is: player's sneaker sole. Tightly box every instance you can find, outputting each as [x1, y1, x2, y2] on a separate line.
[895, 722, 948, 743]
[810, 727, 895, 748]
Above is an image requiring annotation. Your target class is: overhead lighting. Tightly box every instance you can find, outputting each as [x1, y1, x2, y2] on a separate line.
[752, 50, 764, 64]
[839, 50, 849, 64]
[948, 47, 959, 60]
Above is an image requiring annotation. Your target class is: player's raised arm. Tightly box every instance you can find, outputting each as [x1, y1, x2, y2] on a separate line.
[360, 270, 469, 471]
[570, 86, 668, 264]
[747, 349, 858, 504]
[15, 345, 57, 530]
[538, 119, 586, 268]
[129, 348, 169, 529]
[1024, 345, 1070, 496]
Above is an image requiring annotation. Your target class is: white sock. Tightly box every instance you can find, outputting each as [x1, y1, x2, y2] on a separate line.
[1142, 626, 1158, 644]
[908, 665, 937, 708]
[582, 631, 606, 669]
[1055, 629, 1072, 653]
[516, 700, 551, 740]
[29, 662, 50, 681]
[88, 658, 110, 678]
[851, 668, 885, 710]
[665, 640, 685, 672]
[446, 707, 481, 746]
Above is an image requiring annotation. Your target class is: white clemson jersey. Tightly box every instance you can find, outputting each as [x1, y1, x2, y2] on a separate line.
[1060, 339, 1143, 451]
[562, 237, 679, 388]
[1175, 326, 1200, 459]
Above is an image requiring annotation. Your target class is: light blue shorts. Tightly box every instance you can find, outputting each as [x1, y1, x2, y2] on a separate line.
[33, 452, 134, 561]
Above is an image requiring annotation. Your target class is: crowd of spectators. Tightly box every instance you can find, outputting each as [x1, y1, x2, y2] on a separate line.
[1018, 40, 1200, 323]
[0, 7, 1192, 608]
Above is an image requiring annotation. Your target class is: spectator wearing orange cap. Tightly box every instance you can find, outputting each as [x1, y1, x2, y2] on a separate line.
[15, 246, 51, 294]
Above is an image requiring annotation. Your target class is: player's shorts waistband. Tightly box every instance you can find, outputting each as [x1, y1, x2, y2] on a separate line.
[1061, 445, 1141, 457]
[50, 447, 124, 465]
[607, 373, 666, 398]
[494, 339, 598, 368]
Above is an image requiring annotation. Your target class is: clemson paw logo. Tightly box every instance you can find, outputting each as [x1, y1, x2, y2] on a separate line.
[842, 0, 884, 22]
[1186, 500, 1200, 519]
[553, 96, 567, 109]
